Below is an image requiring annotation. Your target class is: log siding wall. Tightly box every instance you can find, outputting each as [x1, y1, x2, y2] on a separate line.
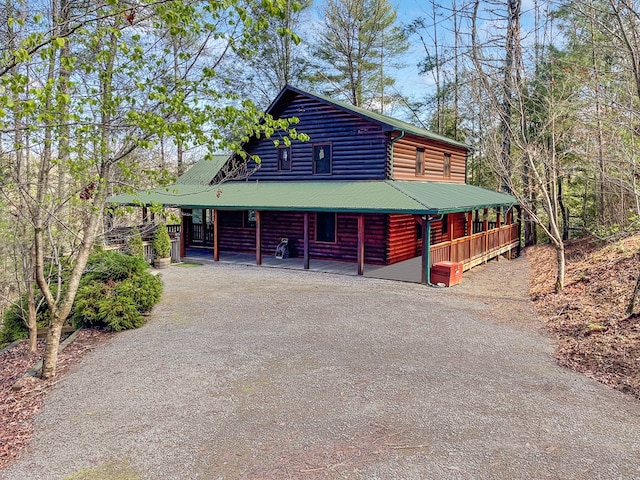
[217, 210, 387, 264]
[392, 133, 467, 182]
[246, 93, 388, 181]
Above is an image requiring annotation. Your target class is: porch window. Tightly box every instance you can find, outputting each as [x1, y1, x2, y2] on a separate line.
[416, 148, 424, 175]
[443, 153, 451, 178]
[316, 212, 336, 243]
[244, 210, 256, 228]
[278, 146, 291, 171]
[313, 144, 332, 175]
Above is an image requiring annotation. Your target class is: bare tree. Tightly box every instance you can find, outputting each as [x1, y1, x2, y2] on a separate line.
[0, 0, 304, 377]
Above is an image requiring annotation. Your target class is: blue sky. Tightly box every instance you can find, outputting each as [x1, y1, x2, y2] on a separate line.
[307, 0, 437, 101]
[306, 0, 544, 107]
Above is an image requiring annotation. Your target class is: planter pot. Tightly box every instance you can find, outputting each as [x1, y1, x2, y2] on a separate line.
[153, 257, 171, 269]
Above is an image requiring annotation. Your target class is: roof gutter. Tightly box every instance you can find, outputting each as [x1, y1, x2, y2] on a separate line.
[389, 130, 405, 180]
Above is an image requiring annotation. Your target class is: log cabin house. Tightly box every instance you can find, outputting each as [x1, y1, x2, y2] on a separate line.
[108, 85, 520, 284]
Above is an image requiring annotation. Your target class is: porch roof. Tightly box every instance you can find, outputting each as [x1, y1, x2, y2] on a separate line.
[108, 180, 517, 215]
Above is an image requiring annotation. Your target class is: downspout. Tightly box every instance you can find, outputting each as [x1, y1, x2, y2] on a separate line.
[423, 214, 444, 287]
[389, 130, 405, 180]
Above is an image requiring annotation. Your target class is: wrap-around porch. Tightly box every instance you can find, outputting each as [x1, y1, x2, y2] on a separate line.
[171, 207, 521, 285]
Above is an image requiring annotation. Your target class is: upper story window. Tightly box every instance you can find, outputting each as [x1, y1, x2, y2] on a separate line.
[416, 148, 424, 175]
[443, 153, 451, 178]
[313, 144, 332, 175]
[278, 146, 291, 171]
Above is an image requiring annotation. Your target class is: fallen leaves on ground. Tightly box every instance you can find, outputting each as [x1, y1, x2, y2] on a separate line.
[527, 235, 640, 400]
[0, 329, 112, 469]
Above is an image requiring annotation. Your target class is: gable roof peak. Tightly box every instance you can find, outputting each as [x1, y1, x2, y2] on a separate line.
[268, 85, 468, 150]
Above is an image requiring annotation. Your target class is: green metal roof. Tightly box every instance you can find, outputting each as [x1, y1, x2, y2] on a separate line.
[175, 155, 229, 185]
[108, 180, 516, 215]
[271, 85, 469, 150]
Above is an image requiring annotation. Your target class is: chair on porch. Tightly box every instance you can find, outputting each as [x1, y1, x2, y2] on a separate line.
[275, 238, 289, 259]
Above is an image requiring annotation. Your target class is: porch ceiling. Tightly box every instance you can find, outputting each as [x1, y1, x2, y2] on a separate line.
[107, 180, 517, 215]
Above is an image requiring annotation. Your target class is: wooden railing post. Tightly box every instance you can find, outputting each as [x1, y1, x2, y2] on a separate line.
[483, 208, 489, 263]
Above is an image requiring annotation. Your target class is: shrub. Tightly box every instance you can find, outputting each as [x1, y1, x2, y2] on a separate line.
[127, 226, 144, 258]
[0, 287, 58, 344]
[72, 280, 144, 331]
[152, 223, 171, 259]
[82, 250, 148, 283]
[1, 251, 163, 338]
[72, 250, 163, 331]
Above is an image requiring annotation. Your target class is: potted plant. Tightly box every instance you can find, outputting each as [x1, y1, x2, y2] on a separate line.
[152, 223, 172, 268]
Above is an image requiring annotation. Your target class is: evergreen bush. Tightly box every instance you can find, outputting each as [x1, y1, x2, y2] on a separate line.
[0, 285, 59, 344]
[127, 226, 144, 258]
[1, 247, 164, 339]
[152, 223, 171, 259]
[71, 250, 163, 331]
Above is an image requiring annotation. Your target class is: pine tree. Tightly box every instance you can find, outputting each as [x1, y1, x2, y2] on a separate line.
[311, 0, 408, 111]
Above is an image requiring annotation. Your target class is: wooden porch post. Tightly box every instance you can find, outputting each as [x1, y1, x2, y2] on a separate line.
[357, 214, 365, 276]
[467, 210, 473, 260]
[180, 211, 186, 259]
[256, 210, 262, 265]
[304, 212, 310, 270]
[483, 208, 489, 264]
[517, 205, 523, 256]
[213, 209, 219, 262]
[496, 207, 502, 262]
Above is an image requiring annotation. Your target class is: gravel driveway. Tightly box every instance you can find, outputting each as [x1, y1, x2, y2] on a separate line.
[2, 257, 640, 479]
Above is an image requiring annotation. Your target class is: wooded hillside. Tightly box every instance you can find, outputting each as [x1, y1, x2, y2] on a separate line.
[528, 236, 640, 399]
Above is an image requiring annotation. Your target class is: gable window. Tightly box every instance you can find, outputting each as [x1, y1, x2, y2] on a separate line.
[443, 153, 451, 178]
[316, 212, 336, 243]
[313, 144, 332, 175]
[416, 148, 424, 175]
[278, 146, 291, 171]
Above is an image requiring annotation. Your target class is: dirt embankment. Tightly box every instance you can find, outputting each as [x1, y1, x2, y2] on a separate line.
[527, 236, 640, 399]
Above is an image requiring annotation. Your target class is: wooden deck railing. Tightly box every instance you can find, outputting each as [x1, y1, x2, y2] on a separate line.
[430, 223, 519, 270]
[105, 224, 181, 264]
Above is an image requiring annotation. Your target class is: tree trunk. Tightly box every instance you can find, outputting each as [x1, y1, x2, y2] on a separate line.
[555, 242, 565, 293]
[558, 175, 570, 241]
[41, 316, 63, 378]
[27, 275, 37, 353]
[627, 261, 640, 315]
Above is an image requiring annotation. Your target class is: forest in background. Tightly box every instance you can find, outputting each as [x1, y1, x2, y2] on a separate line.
[1, 0, 640, 376]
